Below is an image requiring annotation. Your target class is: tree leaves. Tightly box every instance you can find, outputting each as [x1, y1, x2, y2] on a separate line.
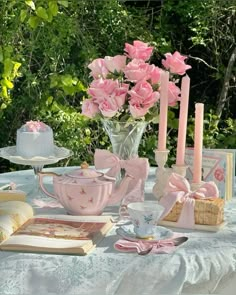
[36, 7, 48, 20]
[49, 1, 58, 16]
[25, 0, 35, 10]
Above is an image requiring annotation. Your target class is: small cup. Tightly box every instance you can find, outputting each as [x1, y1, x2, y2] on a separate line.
[127, 201, 164, 239]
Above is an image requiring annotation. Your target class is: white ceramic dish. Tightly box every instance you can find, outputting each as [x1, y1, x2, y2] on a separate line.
[0, 146, 72, 166]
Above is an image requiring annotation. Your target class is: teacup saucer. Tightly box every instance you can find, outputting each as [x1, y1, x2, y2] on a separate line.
[116, 223, 173, 242]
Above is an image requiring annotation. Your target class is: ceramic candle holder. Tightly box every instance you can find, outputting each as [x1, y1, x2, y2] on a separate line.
[152, 149, 171, 200]
[172, 164, 188, 177]
[190, 181, 205, 191]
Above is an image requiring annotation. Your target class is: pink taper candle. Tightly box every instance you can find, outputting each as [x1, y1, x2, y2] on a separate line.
[158, 71, 169, 151]
[193, 103, 204, 183]
[176, 75, 190, 166]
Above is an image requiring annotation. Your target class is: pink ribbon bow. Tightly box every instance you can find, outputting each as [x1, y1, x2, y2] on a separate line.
[114, 239, 176, 254]
[159, 173, 219, 229]
[94, 149, 149, 180]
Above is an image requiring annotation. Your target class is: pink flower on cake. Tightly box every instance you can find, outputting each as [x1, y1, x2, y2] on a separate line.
[214, 167, 225, 182]
[25, 121, 47, 132]
[82, 40, 191, 122]
[162, 51, 192, 75]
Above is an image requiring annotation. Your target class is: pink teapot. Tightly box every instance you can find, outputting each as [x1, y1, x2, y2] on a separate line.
[38, 162, 132, 215]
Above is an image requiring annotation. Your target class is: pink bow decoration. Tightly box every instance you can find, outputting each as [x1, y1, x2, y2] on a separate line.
[94, 149, 149, 180]
[159, 173, 219, 229]
[114, 239, 176, 254]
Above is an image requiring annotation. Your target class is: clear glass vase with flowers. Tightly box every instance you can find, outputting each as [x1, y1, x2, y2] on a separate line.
[82, 40, 191, 159]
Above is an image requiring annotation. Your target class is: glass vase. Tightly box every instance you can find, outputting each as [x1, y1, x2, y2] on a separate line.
[101, 119, 148, 219]
[101, 119, 148, 161]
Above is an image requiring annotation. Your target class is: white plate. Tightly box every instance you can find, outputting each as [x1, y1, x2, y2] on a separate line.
[0, 145, 72, 166]
[116, 223, 173, 242]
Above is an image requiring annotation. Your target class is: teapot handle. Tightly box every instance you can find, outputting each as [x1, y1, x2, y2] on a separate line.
[38, 172, 60, 199]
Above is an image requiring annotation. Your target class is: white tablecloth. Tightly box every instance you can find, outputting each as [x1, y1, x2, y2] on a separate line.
[0, 167, 236, 295]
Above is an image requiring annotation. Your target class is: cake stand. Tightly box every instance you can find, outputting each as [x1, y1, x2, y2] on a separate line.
[0, 145, 73, 197]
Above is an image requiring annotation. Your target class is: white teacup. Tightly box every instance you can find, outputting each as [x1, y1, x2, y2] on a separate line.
[127, 201, 165, 239]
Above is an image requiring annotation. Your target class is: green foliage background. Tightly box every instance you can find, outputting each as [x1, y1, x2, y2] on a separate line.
[0, 0, 236, 172]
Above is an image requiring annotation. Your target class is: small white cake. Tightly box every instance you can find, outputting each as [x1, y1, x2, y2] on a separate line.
[16, 121, 54, 158]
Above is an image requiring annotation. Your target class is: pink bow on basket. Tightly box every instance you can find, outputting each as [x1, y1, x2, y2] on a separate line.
[159, 173, 219, 229]
[94, 149, 149, 180]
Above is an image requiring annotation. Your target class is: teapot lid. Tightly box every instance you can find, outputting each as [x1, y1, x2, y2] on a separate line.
[66, 162, 103, 179]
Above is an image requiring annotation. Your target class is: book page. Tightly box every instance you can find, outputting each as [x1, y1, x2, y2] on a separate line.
[0, 201, 34, 242]
[1, 214, 113, 254]
[0, 190, 26, 202]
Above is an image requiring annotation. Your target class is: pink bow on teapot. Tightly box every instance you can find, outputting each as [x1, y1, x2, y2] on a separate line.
[94, 149, 149, 180]
[159, 173, 219, 229]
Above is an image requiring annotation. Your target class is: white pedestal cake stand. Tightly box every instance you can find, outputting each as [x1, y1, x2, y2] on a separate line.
[0, 145, 72, 196]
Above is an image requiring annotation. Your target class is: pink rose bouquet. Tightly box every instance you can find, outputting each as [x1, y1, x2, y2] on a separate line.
[82, 40, 191, 122]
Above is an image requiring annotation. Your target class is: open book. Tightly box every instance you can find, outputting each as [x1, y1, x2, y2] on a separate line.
[0, 201, 114, 255]
[0, 190, 26, 202]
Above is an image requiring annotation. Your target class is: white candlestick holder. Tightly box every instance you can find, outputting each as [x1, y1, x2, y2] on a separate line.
[190, 181, 204, 191]
[172, 164, 188, 177]
[152, 149, 171, 200]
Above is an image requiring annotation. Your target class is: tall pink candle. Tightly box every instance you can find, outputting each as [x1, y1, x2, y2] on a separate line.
[158, 71, 169, 151]
[176, 75, 190, 166]
[193, 103, 204, 183]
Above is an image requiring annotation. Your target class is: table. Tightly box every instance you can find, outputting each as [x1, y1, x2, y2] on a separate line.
[1, 166, 236, 295]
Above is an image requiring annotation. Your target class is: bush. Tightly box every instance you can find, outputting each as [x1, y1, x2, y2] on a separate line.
[0, 0, 235, 173]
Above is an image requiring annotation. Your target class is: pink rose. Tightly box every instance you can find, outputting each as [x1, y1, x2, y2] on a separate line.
[88, 58, 109, 79]
[124, 40, 153, 61]
[82, 99, 99, 118]
[104, 55, 127, 73]
[124, 59, 150, 82]
[214, 167, 225, 182]
[88, 79, 129, 109]
[88, 79, 118, 102]
[149, 65, 161, 84]
[99, 99, 118, 118]
[112, 83, 129, 108]
[162, 51, 192, 75]
[129, 102, 149, 118]
[128, 81, 160, 118]
[167, 82, 181, 106]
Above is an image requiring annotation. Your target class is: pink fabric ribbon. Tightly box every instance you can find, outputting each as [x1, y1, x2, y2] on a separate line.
[114, 239, 177, 254]
[33, 199, 64, 208]
[159, 173, 219, 229]
[94, 149, 149, 179]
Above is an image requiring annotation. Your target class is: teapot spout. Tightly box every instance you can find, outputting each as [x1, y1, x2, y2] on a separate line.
[107, 175, 133, 205]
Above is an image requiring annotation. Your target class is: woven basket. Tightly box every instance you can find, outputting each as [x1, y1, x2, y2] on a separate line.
[163, 198, 224, 225]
